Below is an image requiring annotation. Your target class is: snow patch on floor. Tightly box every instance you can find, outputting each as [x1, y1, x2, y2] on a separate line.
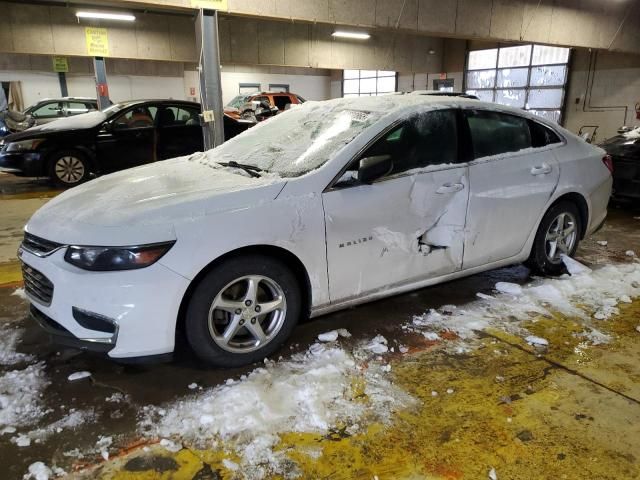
[11, 288, 27, 301]
[410, 261, 640, 344]
[139, 341, 414, 477]
[0, 363, 49, 429]
[0, 327, 34, 366]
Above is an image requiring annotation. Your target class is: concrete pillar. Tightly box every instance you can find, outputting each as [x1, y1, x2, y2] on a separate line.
[195, 9, 225, 149]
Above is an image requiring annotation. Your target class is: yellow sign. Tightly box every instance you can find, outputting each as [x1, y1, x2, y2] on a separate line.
[52, 56, 68, 73]
[85, 27, 109, 57]
[191, 0, 227, 10]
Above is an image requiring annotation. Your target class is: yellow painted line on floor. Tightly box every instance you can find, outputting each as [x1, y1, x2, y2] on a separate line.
[0, 261, 22, 287]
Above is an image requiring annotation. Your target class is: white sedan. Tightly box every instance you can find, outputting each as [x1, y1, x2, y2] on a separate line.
[19, 95, 612, 367]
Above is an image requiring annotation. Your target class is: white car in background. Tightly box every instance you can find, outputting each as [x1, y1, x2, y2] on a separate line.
[19, 95, 612, 367]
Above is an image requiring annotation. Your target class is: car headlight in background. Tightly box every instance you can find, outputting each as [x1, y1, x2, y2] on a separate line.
[6, 138, 45, 152]
[64, 242, 175, 271]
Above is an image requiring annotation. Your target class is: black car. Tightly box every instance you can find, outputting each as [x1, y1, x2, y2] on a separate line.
[0, 99, 252, 188]
[600, 129, 640, 202]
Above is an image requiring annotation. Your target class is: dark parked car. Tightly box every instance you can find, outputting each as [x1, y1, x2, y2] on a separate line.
[0, 99, 252, 187]
[600, 128, 640, 202]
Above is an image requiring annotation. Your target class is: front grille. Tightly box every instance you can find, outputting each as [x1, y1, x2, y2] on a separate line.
[21, 232, 63, 257]
[22, 263, 54, 306]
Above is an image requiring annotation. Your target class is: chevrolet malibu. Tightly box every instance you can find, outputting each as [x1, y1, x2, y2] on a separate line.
[19, 95, 612, 367]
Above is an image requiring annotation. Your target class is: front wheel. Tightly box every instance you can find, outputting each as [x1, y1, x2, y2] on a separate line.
[185, 255, 301, 367]
[526, 201, 582, 275]
[48, 150, 90, 188]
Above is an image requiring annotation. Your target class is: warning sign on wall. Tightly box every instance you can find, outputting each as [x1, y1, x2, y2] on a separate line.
[52, 56, 68, 73]
[85, 27, 109, 57]
[191, 0, 228, 10]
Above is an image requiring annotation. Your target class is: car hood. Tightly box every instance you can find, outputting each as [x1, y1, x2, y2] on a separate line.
[26, 155, 286, 245]
[5, 111, 106, 141]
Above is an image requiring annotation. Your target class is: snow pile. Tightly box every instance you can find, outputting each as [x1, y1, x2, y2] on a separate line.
[622, 127, 640, 139]
[139, 341, 414, 476]
[0, 327, 34, 366]
[19, 409, 95, 445]
[411, 260, 640, 343]
[11, 288, 27, 301]
[0, 363, 49, 429]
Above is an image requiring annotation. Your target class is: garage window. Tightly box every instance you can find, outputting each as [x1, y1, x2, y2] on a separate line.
[465, 44, 570, 124]
[343, 70, 397, 97]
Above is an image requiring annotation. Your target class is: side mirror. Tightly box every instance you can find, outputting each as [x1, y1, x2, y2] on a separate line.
[358, 155, 393, 184]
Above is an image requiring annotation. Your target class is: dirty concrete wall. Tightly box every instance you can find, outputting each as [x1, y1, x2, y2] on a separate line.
[113, 0, 640, 56]
[563, 49, 640, 141]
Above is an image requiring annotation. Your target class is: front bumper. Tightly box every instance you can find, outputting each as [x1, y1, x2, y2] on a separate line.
[0, 150, 45, 176]
[19, 245, 191, 359]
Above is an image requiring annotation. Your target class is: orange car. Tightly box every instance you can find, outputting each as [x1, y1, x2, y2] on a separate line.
[224, 91, 305, 119]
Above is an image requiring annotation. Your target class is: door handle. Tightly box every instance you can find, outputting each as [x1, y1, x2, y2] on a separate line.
[530, 163, 552, 175]
[436, 183, 464, 194]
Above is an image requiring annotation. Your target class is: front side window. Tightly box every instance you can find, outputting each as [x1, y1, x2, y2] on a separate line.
[113, 106, 157, 130]
[359, 109, 459, 176]
[466, 110, 532, 159]
[31, 102, 64, 119]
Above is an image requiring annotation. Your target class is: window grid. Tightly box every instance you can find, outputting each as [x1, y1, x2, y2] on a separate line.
[342, 70, 397, 97]
[465, 44, 570, 124]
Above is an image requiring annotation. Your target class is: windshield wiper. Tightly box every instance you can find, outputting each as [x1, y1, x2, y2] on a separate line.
[217, 161, 263, 178]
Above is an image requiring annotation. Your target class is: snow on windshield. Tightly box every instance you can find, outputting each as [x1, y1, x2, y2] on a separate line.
[196, 96, 403, 177]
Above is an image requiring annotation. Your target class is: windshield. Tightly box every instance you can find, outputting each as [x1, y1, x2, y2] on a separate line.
[227, 95, 250, 109]
[194, 97, 396, 177]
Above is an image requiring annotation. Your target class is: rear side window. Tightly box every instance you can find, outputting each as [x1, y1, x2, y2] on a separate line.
[466, 110, 531, 159]
[529, 120, 561, 147]
[360, 109, 458, 176]
[65, 102, 91, 116]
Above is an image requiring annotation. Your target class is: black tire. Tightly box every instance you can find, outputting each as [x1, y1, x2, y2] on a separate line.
[185, 255, 301, 368]
[526, 201, 582, 276]
[48, 149, 90, 188]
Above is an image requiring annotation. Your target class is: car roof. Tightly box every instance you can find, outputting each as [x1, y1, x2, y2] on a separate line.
[309, 94, 561, 130]
[120, 99, 201, 107]
[39, 97, 97, 102]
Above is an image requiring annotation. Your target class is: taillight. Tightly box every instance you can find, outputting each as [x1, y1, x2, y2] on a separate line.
[602, 154, 614, 174]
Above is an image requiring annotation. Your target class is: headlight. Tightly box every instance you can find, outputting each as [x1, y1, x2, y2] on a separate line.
[6, 138, 45, 152]
[64, 242, 175, 271]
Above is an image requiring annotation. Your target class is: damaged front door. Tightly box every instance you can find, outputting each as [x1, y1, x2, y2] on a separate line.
[322, 108, 470, 303]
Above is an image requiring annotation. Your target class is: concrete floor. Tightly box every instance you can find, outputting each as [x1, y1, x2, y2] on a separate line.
[1, 173, 640, 479]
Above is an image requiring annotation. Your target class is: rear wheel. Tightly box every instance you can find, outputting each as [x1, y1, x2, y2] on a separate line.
[185, 255, 301, 367]
[48, 149, 90, 188]
[526, 201, 582, 275]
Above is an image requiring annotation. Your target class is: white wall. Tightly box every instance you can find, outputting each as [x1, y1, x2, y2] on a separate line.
[564, 50, 640, 141]
[2, 66, 332, 109]
[218, 70, 331, 105]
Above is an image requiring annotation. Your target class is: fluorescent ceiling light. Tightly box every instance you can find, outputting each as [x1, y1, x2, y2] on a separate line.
[76, 11, 136, 21]
[332, 31, 370, 40]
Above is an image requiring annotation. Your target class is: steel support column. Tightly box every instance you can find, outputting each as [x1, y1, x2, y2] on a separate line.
[58, 72, 68, 97]
[93, 57, 110, 110]
[195, 9, 224, 149]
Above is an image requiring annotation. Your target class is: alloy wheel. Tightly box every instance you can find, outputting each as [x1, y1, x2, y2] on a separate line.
[544, 212, 578, 263]
[54, 156, 85, 184]
[207, 275, 287, 353]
